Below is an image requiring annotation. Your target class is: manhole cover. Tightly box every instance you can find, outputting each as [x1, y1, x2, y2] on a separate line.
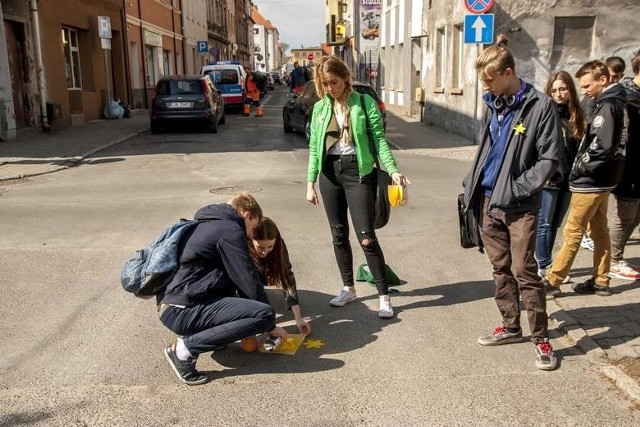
[209, 186, 263, 195]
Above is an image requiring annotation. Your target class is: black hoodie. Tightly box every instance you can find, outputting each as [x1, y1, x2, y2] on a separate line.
[569, 83, 628, 192]
[614, 78, 640, 198]
[161, 204, 270, 307]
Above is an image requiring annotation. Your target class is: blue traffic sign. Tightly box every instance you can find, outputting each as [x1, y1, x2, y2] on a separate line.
[464, 14, 494, 44]
[196, 41, 208, 54]
[464, 0, 494, 14]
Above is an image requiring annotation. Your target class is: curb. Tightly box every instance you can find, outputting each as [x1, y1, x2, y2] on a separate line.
[0, 128, 148, 182]
[548, 299, 639, 402]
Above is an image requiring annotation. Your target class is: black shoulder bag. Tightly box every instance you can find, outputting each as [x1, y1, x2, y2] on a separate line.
[360, 94, 391, 229]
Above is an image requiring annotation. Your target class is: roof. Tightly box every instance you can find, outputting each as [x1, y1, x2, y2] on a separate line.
[252, 6, 274, 29]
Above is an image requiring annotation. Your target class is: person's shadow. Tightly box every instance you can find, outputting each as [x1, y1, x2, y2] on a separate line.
[205, 288, 401, 380]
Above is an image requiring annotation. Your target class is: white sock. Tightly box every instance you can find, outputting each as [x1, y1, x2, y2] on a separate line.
[175, 338, 194, 361]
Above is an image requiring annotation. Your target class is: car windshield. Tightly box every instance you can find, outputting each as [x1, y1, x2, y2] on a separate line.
[157, 80, 203, 96]
[209, 69, 239, 85]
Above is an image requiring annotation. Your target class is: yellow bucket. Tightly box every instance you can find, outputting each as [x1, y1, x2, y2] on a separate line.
[388, 184, 408, 207]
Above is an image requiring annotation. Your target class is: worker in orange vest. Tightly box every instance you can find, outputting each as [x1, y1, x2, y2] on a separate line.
[243, 67, 263, 117]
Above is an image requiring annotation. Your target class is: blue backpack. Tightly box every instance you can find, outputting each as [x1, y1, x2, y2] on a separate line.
[120, 219, 199, 299]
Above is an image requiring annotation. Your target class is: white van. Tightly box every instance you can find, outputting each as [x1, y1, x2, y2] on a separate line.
[201, 61, 247, 110]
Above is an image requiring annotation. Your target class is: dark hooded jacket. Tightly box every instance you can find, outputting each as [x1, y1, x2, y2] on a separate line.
[463, 83, 561, 216]
[613, 78, 640, 198]
[570, 83, 628, 192]
[161, 204, 270, 307]
[544, 103, 580, 191]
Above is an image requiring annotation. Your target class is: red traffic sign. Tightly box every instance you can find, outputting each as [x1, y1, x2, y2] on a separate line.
[464, 0, 494, 14]
[307, 53, 314, 61]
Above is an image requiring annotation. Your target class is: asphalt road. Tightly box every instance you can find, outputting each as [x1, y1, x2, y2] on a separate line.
[1, 86, 639, 426]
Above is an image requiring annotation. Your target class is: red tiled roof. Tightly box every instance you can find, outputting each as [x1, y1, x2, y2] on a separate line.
[252, 6, 274, 29]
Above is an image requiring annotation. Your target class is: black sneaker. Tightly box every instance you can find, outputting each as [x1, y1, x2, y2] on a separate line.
[541, 277, 561, 299]
[164, 343, 208, 386]
[572, 278, 612, 296]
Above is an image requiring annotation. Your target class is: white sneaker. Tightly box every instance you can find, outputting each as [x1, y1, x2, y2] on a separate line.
[608, 260, 640, 280]
[562, 275, 571, 284]
[537, 267, 547, 279]
[580, 234, 594, 251]
[378, 295, 394, 318]
[330, 286, 357, 307]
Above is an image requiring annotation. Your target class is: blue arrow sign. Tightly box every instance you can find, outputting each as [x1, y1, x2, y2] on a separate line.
[196, 41, 208, 54]
[464, 14, 494, 44]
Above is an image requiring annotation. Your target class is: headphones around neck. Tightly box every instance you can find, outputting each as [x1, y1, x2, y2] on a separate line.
[493, 80, 526, 111]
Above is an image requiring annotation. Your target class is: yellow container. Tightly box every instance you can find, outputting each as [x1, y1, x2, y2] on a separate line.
[388, 184, 408, 207]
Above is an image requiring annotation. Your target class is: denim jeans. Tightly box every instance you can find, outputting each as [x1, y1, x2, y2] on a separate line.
[159, 297, 275, 357]
[535, 188, 571, 269]
[478, 196, 548, 343]
[319, 154, 389, 295]
[547, 191, 611, 287]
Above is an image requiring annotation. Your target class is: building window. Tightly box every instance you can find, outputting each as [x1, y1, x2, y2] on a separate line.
[551, 16, 595, 70]
[435, 26, 445, 91]
[62, 27, 82, 89]
[145, 45, 156, 86]
[162, 50, 171, 77]
[451, 24, 463, 92]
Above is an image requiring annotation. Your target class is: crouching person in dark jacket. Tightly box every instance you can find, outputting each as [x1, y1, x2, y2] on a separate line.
[462, 35, 561, 371]
[159, 192, 288, 385]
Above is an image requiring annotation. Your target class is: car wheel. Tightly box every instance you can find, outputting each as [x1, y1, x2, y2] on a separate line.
[150, 120, 161, 134]
[283, 112, 293, 133]
[304, 118, 311, 142]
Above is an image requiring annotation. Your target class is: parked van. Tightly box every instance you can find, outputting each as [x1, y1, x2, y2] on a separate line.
[201, 61, 247, 110]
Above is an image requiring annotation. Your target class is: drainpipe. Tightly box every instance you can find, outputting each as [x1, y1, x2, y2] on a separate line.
[121, 0, 132, 105]
[29, 0, 50, 131]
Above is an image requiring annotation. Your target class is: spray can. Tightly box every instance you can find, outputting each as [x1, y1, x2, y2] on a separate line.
[263, 336, 282, 352]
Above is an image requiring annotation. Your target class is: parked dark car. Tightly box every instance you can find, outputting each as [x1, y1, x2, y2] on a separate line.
[271, 72, 281, 85]
[282, 80, 386, 141]
[149, 74, 225, 134]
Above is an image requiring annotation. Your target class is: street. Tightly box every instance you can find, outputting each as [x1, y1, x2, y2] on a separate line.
[0, 85, 639, 426]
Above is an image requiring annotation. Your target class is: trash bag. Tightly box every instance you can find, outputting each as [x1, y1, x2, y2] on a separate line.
[103, 99, 124, 119]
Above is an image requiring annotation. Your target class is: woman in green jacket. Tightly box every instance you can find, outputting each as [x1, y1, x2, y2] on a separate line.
[306, 56, 409, 318]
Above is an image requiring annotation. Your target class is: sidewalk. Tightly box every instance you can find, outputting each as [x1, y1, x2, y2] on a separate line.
[384, 104, 640, 391]
[0, 103, 638, 393]
[0, 110, 149, 181]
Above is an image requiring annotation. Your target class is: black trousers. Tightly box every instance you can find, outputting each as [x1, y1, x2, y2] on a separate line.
[319, 154, 389, 295]
[159, 297, 275, 357]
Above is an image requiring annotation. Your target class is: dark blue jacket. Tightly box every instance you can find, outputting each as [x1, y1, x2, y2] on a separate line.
[463, 83, 561, 215]
[161, 204, 270, 307]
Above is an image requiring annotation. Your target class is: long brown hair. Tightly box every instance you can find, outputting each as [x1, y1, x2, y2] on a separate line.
[251, 217, 294, 295]
[545, 70, 584, 140]
[314, 55, 353, 99]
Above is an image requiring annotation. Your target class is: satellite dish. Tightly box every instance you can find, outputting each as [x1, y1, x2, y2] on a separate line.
[256, 54, 264, 61]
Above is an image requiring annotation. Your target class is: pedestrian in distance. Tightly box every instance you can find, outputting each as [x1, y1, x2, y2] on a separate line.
[250, 217, 312, 336]
[462, 34, 562, 370]
[243, 67, 263, 117]
[543, 60, 628, 297]
[306, 55, 409, 319]
[290, 61, 308, 95]
[535, 71, 584, 283]
[609, 49, 640, 280]
[159, 192, 287, 385]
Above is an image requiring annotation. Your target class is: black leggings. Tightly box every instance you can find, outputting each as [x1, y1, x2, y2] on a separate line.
[319, 154, 389, 295]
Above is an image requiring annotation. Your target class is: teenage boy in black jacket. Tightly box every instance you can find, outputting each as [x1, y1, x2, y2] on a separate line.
[462, 35, 561, 371]
[159, 193, 288, 385]
[544, 60, 628, 296]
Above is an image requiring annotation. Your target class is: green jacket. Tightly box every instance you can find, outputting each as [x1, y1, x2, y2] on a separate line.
[307, 91, 398, 182]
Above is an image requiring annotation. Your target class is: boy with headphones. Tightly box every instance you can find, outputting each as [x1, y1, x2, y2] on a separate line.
[462, 34, 563, 371]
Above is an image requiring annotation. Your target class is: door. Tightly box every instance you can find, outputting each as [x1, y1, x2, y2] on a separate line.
[4, 20, 26, 128]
